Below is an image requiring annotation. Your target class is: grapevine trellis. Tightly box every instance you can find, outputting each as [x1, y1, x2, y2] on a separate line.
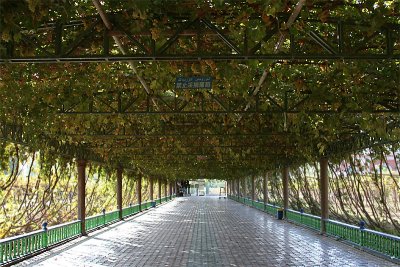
[0, 0, 399, 180]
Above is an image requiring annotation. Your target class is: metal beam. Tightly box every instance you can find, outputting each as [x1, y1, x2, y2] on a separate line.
[2, 9, 399, 64]
[59, 108, 400, 115]
[2, 54, 399, 63]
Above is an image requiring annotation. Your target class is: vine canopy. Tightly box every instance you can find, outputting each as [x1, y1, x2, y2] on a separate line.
[0, 0, 399, 180]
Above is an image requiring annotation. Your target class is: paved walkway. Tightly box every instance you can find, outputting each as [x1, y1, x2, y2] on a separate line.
[18, 197, 397, 267]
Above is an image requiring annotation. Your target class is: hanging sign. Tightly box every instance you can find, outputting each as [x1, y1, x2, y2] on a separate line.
[175, 76, 213, 89]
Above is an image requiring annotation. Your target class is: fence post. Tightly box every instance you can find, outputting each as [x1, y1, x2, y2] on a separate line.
[42, 222, 48, 248]
[359, 221, 366, 247]
[300, 208, 304, 225]
[102, 208, 106, 225]
[0, 241, 3, 264]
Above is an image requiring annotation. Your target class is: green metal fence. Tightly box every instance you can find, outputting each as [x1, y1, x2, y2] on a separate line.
[253, 200, 264, 211]
[0, 220, 81, 265]
[228, 194, 400, 261]
[265, 204, 279, 216]
[85, 214, 105, 232]
[326, 220, 361, 244]
[104, 210, 119, 224]
[286, 209, 321, 231]
[141, 201, 151, 210]
[47, 221, 81, 246]
[0, 230, 45, 264]
[122, 204, 140, 218]
[0, 196, 177, 265]
[160, 196, 168, 203]
[363, 228, 400, 259]
[326, 220, 400, 260]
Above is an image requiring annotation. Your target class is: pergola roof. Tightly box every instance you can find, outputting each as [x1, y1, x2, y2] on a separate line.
[0, 0, 399, 180]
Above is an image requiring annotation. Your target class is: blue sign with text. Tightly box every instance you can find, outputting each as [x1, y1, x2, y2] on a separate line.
[175, 76, 213, 89]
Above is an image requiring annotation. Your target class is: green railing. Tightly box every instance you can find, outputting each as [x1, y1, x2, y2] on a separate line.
[141, 201, 152, 210]
[265, 204, 279, 216]
[326, 220, 361, 244]
[122, 204, 140, 218]
[253, 200, 264, 211]
[0, 230, 45, 264]
[363, 228, 400, 259]
[0, 220, 81, 265]
[326, 220, 400, 260]
[47, 220, 81, 246]
[155, 198, 161, 205]
[85, 214, 105, 232]
[160, 196, 169, 203]
[228, 195, 239, 202]
[104, 210, 119, 224]
[0, 197, 177, 266]
[286, 209, 321, 231]
[229, 194, 400, 261]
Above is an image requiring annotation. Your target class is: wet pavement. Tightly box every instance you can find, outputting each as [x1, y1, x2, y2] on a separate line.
[17, 197, 398, 267]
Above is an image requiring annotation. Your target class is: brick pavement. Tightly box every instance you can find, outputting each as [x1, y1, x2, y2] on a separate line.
[17, 197, 398, 267]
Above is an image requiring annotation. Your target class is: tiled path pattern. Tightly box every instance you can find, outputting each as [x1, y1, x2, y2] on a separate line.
[18, 197, 398, 266]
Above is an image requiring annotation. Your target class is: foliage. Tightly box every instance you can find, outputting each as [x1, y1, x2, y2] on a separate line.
[239, 145, 400, 235]
[0, 142, 156, 238]
[0, 0, 400, 237]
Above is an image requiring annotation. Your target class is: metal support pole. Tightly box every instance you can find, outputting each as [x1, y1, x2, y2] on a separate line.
[283, 166, 289, 218]
[237, 179, 240, 197]
[158, 178, 162, 201]
[243, 178, 247, 201]
[263, 173, 269, 206]
[149, 177, 154, 202]
[164, 180, 168, 198]
[251, 176, 255, 203]
[320, 157, 329, 234]
[77, 159, 87, 236]
[116, 166, 123, 220]
[137, 176, 142, 211]
[235, 179, 237, 196]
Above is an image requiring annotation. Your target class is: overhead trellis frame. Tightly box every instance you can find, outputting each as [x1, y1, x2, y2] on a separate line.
[1, 14, 399, 63]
